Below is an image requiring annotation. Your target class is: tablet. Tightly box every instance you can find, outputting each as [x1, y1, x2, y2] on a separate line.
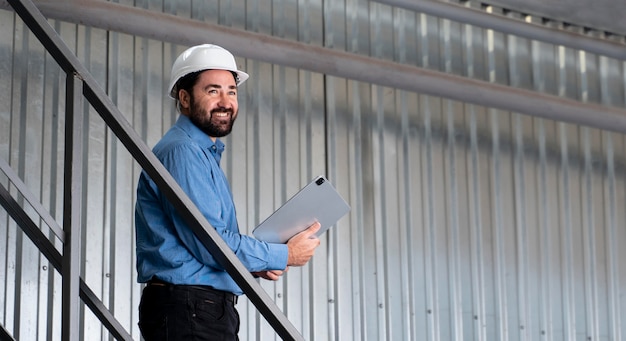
[252, 175, 351, 243]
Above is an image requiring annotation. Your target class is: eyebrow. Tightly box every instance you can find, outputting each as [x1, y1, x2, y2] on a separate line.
[204, 84, 237, 90]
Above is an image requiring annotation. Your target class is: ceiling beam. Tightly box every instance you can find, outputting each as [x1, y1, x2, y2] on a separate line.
[2, 0, 626, 133]
[377, 0, 626, 60]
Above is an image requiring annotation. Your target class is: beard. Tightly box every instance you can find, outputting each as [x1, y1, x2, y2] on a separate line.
[187, 95, 237, 138]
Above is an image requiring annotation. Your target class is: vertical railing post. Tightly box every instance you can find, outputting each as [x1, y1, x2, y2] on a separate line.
[62, 73, 84, 341]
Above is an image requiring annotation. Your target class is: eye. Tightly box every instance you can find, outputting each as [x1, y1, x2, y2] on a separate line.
[208, 89, 218, 95]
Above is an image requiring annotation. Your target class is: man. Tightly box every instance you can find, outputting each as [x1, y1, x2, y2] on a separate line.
[134, 44, 321, 340]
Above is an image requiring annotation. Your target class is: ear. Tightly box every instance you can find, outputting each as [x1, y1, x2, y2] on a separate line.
[178, 89, 191, 110]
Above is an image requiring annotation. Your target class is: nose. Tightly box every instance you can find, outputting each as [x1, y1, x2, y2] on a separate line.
[216, 92, 231, 108]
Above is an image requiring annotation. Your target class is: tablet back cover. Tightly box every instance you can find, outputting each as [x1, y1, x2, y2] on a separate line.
[252, 176, 350, 243]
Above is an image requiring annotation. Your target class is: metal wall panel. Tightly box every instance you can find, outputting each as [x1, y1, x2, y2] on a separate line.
[482, 0, 626, 37]
[1, 1, 625, 340]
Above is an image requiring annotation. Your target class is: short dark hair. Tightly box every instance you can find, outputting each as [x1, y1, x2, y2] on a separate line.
[174, 70, 203, 101]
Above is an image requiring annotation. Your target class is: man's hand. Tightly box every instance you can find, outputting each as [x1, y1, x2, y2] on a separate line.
[286, 222, 321, 266]
[252, 268, 288, 281]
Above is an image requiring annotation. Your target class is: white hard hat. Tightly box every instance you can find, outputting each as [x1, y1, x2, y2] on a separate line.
[167, 44, 249, 99]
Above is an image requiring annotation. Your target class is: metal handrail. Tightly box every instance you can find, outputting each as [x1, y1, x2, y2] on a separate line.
[0, 157, 64, 242]
[0, 322, 16, 341]
[5, 0, 303, 339]
[0, 182, 133, 340]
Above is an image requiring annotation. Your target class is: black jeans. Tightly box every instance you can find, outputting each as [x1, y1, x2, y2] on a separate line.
[138, 281, 240, 341]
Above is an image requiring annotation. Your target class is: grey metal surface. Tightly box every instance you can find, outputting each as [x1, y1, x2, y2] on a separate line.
[1, 0, 625, 340]
[0, 0, 625, 134]
[377, 0, 626, 60]
[482, 0, 626, 36]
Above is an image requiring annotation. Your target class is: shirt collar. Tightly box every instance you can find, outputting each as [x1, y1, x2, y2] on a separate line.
[175, 115, 225, 163]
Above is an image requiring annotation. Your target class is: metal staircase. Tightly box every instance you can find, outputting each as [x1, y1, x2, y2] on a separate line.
[0, 0, 303, 339]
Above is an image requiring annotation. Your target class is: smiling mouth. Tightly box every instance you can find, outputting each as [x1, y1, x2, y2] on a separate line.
[211, 108, 233, 118]
[208, 111, 228, 123]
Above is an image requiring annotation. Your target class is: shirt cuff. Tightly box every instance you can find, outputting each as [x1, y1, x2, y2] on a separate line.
[266, 243, 289, 270]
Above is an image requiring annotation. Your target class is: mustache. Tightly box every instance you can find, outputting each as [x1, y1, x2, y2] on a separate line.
[210, 107, 234, 115]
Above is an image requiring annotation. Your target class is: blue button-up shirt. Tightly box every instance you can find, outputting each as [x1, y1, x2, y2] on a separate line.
[135, 115, 288, 295]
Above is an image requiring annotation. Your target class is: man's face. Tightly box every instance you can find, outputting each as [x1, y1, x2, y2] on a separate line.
[180, 69, 239, 140]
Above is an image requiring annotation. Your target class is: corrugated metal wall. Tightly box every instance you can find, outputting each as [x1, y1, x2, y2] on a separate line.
[1, 0, 625, 340]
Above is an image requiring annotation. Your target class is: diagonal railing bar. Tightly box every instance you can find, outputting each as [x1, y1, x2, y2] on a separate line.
[6, 0, 304, 339]
[0, 183, 133, 341]
[0, 322, 16, 341]
[0, 161, 63, 264]
[0, 155, 64, 242]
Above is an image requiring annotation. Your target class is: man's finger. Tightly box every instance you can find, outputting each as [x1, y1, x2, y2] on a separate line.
[304, 222, 321, 236]
[269, 270, 284, 276]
